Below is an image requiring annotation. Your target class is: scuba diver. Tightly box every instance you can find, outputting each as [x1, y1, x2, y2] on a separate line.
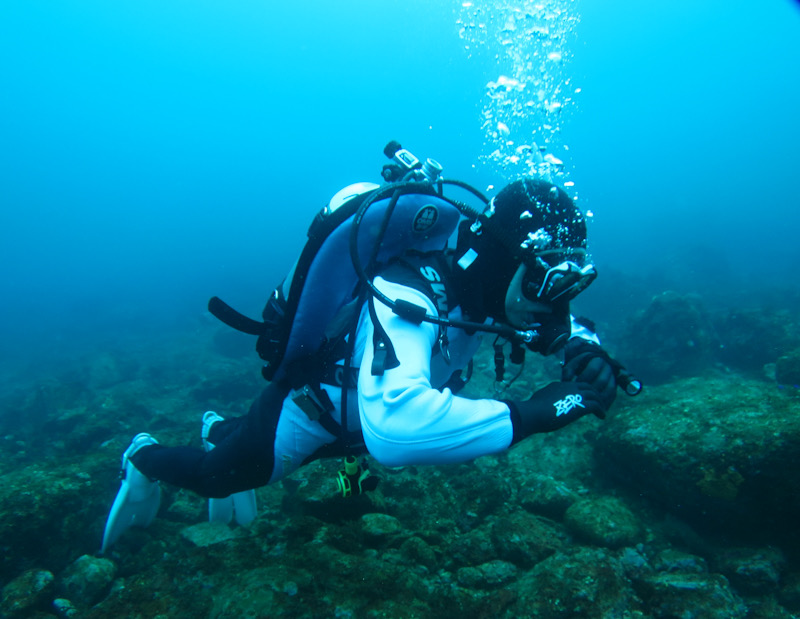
[101, 141, 639, 552]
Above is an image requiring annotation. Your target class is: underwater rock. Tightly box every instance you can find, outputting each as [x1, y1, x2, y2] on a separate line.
[56, 554, 116, 607]
[360, 512, 403, 544]
[617, 546, 654, 581]
[0, 461, 109, 581]
[512, 547, 641, 617]
[594, 375, 800, 543]
[617, 291, 717, 383]
[87, 351, 133, 390]
[446, 525, 498, 568]
[638, 572, 747, 619]
[744, 597, 798, 619]
[208, 565, 314, 618]
[398, 536, 438, 569]
[713, 546, 785, 595]
[518, 473, 581, 518]
[715, 309, 799, 374]
[564, 496, 644, 549]
[180, 521, 243, 547]
[165, 490, 207, 523]
[0, 568, 54, 618]
[652, 548, 708, 574]
[778, 571, 800, 612]
[52, 597, 78, 618]
[456, 559, 517, 589]
[776, 348, 800, 388]
[490, 511, 566, 568]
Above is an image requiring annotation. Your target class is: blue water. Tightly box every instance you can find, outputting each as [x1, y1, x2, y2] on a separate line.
[1, 0, 799, 372]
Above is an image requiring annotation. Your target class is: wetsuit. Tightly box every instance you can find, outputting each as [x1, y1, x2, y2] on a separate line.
[130, 269, 596, 498]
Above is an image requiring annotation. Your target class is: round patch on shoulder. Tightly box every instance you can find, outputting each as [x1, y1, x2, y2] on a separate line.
[412, 204, 439, 233]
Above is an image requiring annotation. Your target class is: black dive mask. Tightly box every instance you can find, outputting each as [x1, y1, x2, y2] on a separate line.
[504, 251, 596, 356]
[522, 258, 597, 303]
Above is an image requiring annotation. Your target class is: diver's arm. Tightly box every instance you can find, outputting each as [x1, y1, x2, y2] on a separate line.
[357, 278, 514, 467]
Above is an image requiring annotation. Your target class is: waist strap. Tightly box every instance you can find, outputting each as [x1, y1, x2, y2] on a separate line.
[321, 364, 360, 389]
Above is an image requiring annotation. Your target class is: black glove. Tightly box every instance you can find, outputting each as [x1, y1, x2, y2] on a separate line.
[505, 381, 606, 443]
[561, 338, 617, 410]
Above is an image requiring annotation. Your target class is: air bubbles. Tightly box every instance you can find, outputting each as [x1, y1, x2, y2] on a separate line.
[546, 100, 563, 113]
[459, 0, 579, 183]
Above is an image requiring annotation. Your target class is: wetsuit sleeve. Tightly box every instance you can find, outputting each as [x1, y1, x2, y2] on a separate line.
[357, 278, 514, 467]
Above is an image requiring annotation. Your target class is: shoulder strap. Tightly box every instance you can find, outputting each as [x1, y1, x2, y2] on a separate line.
[378, 251, 453, 314]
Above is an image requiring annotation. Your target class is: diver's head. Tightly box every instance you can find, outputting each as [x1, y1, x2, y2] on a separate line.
[455, 177, 596, 352]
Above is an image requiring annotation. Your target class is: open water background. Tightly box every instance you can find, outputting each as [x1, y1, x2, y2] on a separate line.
[1, 0, 799, 380]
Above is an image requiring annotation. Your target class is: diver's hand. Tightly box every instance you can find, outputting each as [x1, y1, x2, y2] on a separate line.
[505, 381, 606, 443]
[561, 338, 617, 410]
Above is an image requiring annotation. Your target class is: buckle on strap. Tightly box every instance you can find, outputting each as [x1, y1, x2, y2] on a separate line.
[291, 384, 334, 421]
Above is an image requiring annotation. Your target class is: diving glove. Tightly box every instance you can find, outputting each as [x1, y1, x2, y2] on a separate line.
[561, 338, 617, 410]
[505, 381, 606, 443]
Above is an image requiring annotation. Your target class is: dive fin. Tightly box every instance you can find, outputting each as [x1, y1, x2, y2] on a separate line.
[208, 496, 234, 524]
[101, 434, 161, 553]
[232, 490, 257, 526]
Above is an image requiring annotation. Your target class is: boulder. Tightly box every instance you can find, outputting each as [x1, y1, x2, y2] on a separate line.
[512, 547, 641, 618]
[0, 569, 54, 618]
[57, 554, 117, 607]
[594, 375, 800, 545]
[616, 291, 717, 384]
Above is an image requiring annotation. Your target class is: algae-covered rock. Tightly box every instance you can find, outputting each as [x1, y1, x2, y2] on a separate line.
[512, 547, 641, 618]
[744, 597, 798, 619]
[456, 560, 517, 589]
[778, 571, 800, 612]
[0, 461, 112, 580]
[446, 525, 497, 568]
[714, 546, 785, 595]
[0, 569, 54, 618]
[52, 597, 78, 618]
[776, 349, 800, 388]
[617, 291, 717, 384]
[715, 309, 799, 374]
[564, 496, 644, 549]
[490, 511, 566, 568]
[180, 521, 243, 547]
[638, 572, 747, 619]
[398, 536, 437, 569]
[594, 375, 800, 541]
[208, 565, 314, 618]
[617, 546, 653, 581]
[518, 473, 581, 518]
[57, 554, 116, 607]
[360, 512, 403, 544]
[652, 548, 708, 574]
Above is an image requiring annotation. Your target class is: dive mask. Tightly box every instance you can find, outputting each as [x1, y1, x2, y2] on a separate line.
[517, 246, 597, 304]
[504, 263, 572, 354]
[504, 250, 597, 331]
[525, 258, 597, 303]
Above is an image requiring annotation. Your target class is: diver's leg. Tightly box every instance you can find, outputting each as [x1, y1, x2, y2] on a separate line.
[130, 382, 289, 497]
[101, 383, 289, 551]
